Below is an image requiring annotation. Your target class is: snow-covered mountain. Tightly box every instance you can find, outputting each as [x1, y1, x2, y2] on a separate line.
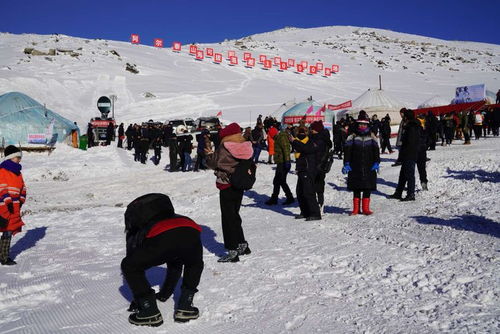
[0, 26, 499, 127]
[0, 27, 499, 333]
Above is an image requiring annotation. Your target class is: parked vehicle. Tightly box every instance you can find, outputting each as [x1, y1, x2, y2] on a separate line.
[166, 118, 195, 134]
[194, 116, 221, 133]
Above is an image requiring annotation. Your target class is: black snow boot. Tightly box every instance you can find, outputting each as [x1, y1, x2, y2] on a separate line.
[400, 194, 415, 202]
[388, 192, 402, 200]
[265, 196, 278, 205]
[174, 288, 199, 323]
[282, 197, 295, 205]
[237, 242, 251, 256]
[128, 292, 163, 327]
[217, 250, 239, 263]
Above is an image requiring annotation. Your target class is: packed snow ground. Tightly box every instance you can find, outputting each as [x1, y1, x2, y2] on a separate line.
[0, 135, 499, 333]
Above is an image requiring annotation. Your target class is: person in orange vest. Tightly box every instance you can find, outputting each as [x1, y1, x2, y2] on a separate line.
[0, 145, 27, 265]
[267, 126, 278, 164]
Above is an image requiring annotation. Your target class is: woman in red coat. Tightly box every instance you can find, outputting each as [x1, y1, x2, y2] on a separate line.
[0, 145, 27, 265]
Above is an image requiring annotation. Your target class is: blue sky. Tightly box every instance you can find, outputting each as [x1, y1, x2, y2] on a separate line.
[2, 0, 499, 45]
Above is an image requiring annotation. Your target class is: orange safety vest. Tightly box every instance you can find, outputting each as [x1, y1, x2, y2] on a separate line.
[0, 167, 26, 234]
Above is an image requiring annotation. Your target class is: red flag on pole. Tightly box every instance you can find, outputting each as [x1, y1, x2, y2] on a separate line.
[216, 111, 222, 117]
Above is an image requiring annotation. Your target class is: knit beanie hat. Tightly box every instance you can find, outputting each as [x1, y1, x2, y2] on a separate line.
[310, 120, 324, 133]
[3, 145, 22, 161]
[357, 113, 370, 124]
[219, 122, 241, 139]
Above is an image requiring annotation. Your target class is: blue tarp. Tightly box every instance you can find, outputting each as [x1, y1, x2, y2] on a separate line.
[0, 92, 78, 145]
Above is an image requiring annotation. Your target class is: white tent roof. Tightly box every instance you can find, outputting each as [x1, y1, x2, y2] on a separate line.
[337, 89, 406, 124]
[418, 95, 451, 108]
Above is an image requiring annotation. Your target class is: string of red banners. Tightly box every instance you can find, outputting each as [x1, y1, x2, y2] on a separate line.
[130, 34, 340, 77]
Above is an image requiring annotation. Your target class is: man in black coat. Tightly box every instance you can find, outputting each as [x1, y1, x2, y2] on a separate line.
[379, 116, 393, 154]
[167, 134, 179, 172]
[122, 194, 204, 326]
[426, 111, 438, 150]
[290, 127, 321, 221]
[310, 121, 332, 214]
[390, 109, 420, 201]
[106, 122, 115, 146]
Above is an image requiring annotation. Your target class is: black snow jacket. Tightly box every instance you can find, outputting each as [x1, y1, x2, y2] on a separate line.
[344, 132, 380, 191]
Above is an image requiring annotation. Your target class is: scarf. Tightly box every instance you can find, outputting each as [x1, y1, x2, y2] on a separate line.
[0, 159, 22, 175]
[294, 137, 309, 159]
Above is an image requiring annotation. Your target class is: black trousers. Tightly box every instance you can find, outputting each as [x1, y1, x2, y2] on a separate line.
[220, 187, 246, 250]
[380, 135, 392, 153]
[473, 125, 482, 139]
[417, 150, 428, 184]
[353, 190, 371, 198]
[271, 163, 293, 200]
[121, 228, 204, 300]
[396, 160, 416, 196]
[296, 171, 320, 217]
[314, 171, 326, 206]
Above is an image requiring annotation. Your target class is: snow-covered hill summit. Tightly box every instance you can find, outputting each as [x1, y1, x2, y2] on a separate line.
[0, 26, 499, 127]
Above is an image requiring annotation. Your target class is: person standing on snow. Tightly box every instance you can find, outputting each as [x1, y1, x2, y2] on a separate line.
[117, 123, 125, 148]
[265, 124, 295, 206]
[389, 109, 420, 201]
[342, 114, 380, 215]
[267, 125, 278, 164]
[0, 146, 27, 265]
[310, 121, 332, 214]
[205, 123, 253, 263]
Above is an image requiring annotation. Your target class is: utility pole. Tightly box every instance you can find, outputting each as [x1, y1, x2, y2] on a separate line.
[110, 94, 117, 119]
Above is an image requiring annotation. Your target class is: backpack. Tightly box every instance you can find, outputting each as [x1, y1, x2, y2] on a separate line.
[124, 193, 175, 253]
[229, 159, 257, 190]
[318, 149, 335, 174]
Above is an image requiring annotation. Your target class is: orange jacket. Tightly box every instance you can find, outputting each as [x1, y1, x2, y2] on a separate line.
[0, 167, 26, 234]
[267, 127, 279, 155]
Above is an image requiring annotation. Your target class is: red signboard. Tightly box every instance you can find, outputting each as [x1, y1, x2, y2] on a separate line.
[413, 101, 486, 117]
[206, 48, 214, 57]
[131, 34, 140, 44]
[309, 66, 318, 74]
[214, 53, 222, 63]
[274, 57, 281, 65]
[228, 50, 236, 59]
[296, 64, 304, 72]
[259, 55, 267, 63]
[189, 45, 197, 55]
[324, 68, 332, 76]
[196, 50, 204, 60]
[328, 100, 352, 111]
[279, 62, 288, 71]
[288, 59, 295, 67]
[316, 62, 323, 70]
[246, 58, 256, 67]
[301, 61, 308, 68]
[264, 60, 272, 69]
[229, 56, 238, 65]
[283, 115, 325, 125]
[172, 41, 182, 51]
[243, 52, 251, 60]
[154, 38, 163, 48]
[332, 64, 339, 73]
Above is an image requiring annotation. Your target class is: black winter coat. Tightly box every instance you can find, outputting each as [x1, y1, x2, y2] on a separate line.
[344, 133, 380, 191]
[399, 120, 421, 161]
[292, 137, 319, 176]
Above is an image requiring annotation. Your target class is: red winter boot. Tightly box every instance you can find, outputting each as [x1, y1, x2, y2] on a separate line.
[350, 198, 360, 215]
[362, 198, 373, 215]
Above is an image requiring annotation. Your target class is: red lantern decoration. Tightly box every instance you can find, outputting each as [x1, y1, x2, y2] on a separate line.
[196, 50, 204, 60]
[332, 64, 339, 73]
[154, 38, 163, 48]
[214, 53, 223, 63]
[228, 50, 236, 59]
[324, 68, 332, 76]
[301, 61, 308, 68]
[309, 66, 317, 74]
[288, 59, 295, 67]
[206, 48, 214, 57]
[296, 64, 304, 72]
[229, 56, 238, 65]
[316, 62, 323, 70]
[189, 45, 197, 55]
[274, 57, 281, 65]
[246, 58, 255, 67]
[264, 60, 272, 69]
[259, 55, 267, 63]
[243, 52, 251, 60]
[279, 62, 288, 71]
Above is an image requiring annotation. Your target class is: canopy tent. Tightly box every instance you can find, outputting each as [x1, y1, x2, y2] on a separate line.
[418, 95, 451, 109]
[0, 92, 79, 146]
[281, 99, 336, 128]
[336, 89, 406, 124]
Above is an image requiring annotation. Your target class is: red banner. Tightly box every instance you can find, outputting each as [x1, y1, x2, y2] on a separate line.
[288, 59, 295, 67]
[274, 57, 281, 65]
[324, 68, 332, 76]
[206, 48, 214, 57]
[229, 56, 238, 65]
[172, 41, 182, 51]
[283, 115, 325, 125]
[189, 45, 197, 54]
[246, 58, 255, 67]
[328, 100, 352, 110]
[196, 50, 204, 60]
[316, 62, 323, 70]
[309, 66, 317, 74]
[259, 55, 267, 63]
[243, 52, 251, 60]
[332, 64, 339, 73]
[264, 60, 272, 69]
[301, 61, 308, 68]
[296, 64, 304, 72]
[214, 53, 222, 63]
[154, 38, 163, 48]
[228, 50, 236, 59]
[279, 62, 288, 71]
[131, 34, 140, 44]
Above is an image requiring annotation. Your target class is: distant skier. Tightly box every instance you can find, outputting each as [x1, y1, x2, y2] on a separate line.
[0, 146, 27, 265]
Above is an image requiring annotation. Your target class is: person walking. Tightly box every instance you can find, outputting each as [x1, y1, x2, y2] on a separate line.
[206, 123, 253, 263]
[473, 111, 484, 140]
[117, 123, 125, 148]
[267, 126, 278, 164]
[342, 114, 380, 215]
[265, 124, 294, 206]
[379, 116, 393, 154]
[0, 146, 27, 265]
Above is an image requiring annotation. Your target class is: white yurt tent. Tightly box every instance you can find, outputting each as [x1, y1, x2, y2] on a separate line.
[418, 95, 451, 109]
[337, 89, 406, 124]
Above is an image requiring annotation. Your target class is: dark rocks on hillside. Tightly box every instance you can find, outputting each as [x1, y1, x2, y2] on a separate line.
[126, 63, 139, 74]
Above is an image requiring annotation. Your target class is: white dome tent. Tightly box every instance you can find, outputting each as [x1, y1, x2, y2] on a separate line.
[418, 95, 451, 109]
[337, 88, 406, 124]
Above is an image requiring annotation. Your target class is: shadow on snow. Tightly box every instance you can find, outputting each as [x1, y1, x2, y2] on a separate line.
[412, 214, 500, 238]
[10, 226, 47, 259]
[445, 168, 500, 183]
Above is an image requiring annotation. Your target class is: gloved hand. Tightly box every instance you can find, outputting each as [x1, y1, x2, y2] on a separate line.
[371, 162, 380, 172]
[284, 160, 291, 172]
[342, 163, 352, 174]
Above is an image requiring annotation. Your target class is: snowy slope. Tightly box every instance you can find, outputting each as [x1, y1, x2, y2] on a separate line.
[0, 26, 499, 128]
[0, 26, 499, 333]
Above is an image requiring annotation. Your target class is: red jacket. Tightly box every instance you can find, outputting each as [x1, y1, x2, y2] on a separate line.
[0, 164, 26, 235]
